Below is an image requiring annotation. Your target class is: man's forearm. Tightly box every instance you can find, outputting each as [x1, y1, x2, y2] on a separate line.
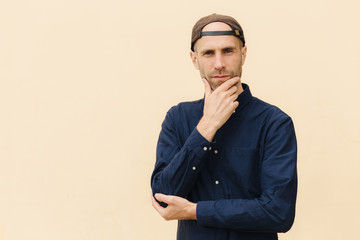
[151, 126, 211, 198]
[152, 194, 197, 221]
[197, 77, 241, 142]
[196, 118, 217, 142]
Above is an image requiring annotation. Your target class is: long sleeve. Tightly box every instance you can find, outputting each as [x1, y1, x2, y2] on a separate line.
[151, 85, 297, 239]
[151, 106, 211, 198]
[196, 115, 297, 232]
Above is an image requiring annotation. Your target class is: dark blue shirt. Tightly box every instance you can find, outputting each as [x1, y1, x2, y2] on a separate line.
[151, 84, 297, 240]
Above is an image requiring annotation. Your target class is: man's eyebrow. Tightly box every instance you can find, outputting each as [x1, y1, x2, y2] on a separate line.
[200, 49, 214, 55]
[222, 46, 236, 51]
[199, 46, 237, 54]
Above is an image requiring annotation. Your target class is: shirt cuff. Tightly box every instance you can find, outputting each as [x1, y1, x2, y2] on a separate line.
[183, 127, 213, 159]
[196, 201, 216, 227]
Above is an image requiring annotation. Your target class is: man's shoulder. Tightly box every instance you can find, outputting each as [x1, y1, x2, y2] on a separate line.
[251, 97, 292, 122]
[162, 99, 204, 129]
[167, 98, 204, 115]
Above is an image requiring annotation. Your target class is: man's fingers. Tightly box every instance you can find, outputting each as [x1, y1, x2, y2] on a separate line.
[228, 85, 238, 96]
[216, 76, 240, 92]
[233, 101, 239, 111]
[155, 193, 170, 204]
[152, 195, 159, 206]
[230, 90, 239, 101]
[202, 78, 212, 97]
[152, 195, 165, 215]
[152, 195, 161, 209]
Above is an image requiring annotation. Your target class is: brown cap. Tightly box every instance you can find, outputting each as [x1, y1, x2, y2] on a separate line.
[191, 13, 245, 52]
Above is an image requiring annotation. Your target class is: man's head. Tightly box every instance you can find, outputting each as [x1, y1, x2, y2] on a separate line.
[190, 14, 247, 91]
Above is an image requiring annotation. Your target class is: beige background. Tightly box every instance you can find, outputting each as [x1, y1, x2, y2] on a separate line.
[1, 0, 359, 239]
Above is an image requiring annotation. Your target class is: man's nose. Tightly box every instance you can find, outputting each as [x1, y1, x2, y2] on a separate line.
[214, 54, 225, 71]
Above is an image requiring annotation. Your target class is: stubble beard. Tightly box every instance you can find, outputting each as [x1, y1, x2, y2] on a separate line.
[204, 69, 242, 91]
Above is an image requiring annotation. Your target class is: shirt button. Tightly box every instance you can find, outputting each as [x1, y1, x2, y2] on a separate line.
[203, 146, 207, 151]
[214, 150, 218, 154]
[215, 180, 219, 185]
[192, 166, 196, 171]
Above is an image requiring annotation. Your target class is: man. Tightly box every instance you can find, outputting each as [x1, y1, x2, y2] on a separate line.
[151, 13, 297, 240]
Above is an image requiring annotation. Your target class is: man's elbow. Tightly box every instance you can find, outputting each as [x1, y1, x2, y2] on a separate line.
[151, 175, 175, 196]
[272, 209, 295, 233]
[277, 218, 294, 233]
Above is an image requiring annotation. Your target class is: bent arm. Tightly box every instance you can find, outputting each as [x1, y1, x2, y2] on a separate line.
[151, 108, 211, 199]
[197, 116, 297, 232]
[151, 78, 241, 200]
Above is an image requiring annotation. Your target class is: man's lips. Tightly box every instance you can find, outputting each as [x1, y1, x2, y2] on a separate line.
[213, 75, 231, 80]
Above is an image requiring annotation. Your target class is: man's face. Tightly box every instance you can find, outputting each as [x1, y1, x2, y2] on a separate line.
[190, 22, 247, 91]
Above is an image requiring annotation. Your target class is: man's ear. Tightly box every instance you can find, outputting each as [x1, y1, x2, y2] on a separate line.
[241, 46, 247, 66]
[190, 51, 199, 70]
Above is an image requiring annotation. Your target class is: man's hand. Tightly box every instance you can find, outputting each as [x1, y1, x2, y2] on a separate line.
[152, 193, 197, 221]
[197, 77, 241, 141]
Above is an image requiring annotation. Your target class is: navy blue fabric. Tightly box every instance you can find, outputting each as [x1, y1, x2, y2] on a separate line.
[151, 84, 297, 240]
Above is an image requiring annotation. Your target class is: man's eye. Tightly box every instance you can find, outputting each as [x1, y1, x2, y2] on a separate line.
[204, 51, 213, 56]
[224, 48, 233, 54]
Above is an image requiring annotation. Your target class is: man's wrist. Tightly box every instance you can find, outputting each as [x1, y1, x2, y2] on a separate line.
[197, 118, 217, 142]
[187, 202, 197, 220]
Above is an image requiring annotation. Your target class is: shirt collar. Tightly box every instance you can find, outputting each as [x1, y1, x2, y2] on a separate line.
[235, 83, 252, 112]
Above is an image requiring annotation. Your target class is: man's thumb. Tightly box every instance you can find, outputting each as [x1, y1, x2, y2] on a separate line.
[202, 78, 212, 96]
[155, 193, 165, 202]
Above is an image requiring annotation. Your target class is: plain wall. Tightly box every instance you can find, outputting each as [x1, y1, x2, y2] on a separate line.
[1, 0, 359, 239]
